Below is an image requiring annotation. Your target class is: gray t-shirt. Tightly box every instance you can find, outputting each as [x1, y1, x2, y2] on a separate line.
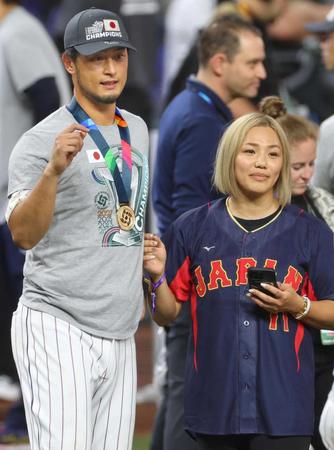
[8, 106, 149, 339]
[0, 6, 70, 222]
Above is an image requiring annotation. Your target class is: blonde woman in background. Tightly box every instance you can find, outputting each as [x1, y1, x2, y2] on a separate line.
[259, 96, 334, 450]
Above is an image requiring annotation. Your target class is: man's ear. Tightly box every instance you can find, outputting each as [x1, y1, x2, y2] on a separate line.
[209, 52, 229, 77]
[62, 53, 76, 75]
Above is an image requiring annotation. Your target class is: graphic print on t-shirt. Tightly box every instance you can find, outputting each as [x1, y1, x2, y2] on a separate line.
[90, 144, 148, 247]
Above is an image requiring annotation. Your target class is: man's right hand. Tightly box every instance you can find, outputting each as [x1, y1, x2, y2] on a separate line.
[45, 123, 89, 177]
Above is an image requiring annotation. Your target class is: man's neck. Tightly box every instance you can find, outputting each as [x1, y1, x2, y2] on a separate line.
[0, 3, 17, 22]
[196, 70, 232, 105]
[75, 93, 116, 126]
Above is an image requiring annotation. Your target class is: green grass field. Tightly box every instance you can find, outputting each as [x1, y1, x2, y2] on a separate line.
[133, 433, 151, 450]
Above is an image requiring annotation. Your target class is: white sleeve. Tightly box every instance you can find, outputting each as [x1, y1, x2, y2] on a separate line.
[313, 119, 334, 192]
[320, 395, 334, 450]
[5, 190, 31, 223]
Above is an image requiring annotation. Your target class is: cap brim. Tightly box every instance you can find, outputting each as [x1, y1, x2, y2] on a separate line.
[74, 41, 137, 55]
[305, 21, 334, 34]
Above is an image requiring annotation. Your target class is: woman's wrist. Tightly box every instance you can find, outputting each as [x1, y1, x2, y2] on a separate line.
[150, 273, 166, 290]
[149, 273, 166, 313]
[292, 295, 312, 320]
[150, 272, 166, 284]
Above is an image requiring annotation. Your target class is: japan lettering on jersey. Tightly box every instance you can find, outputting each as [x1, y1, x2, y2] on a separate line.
[163, 198, 334, 436]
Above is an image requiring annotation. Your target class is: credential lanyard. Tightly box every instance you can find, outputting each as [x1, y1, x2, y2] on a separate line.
[67, 97, 132, 204]
[197, 91, 213, 106]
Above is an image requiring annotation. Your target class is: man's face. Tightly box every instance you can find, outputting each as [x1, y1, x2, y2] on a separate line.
[319, 32, 334, 71]
[69, 47, 128, 105]
[223, 31, 266, 101]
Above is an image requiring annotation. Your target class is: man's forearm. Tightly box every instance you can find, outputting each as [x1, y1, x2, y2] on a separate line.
[8, 167, 59, 249]
[8, 123, 88, 249]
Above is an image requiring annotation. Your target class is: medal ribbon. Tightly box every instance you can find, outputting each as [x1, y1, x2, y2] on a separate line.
[67, 97, 132, 204]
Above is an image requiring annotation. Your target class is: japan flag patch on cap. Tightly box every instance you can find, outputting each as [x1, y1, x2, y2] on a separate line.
[103, 19, 120, 32]
[86, 149, 104, 163]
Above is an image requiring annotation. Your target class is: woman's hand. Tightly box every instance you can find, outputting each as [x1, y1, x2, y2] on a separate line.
[143, 233, 167, 280]
[247, 282, 305, 316]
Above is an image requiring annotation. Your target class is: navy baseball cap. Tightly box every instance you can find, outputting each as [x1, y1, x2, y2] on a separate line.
[305, 6, 334, 34]
[64, 7, 137, 55]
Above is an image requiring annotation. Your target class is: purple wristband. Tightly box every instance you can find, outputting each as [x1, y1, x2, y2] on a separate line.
[150, 273, 166, 313]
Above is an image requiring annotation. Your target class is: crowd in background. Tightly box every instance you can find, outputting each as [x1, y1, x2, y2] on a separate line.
[2, 0, 334, 449]
[16, 0, 334, 125]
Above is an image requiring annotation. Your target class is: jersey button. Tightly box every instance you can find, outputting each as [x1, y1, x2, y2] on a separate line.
[243, 353, 250, 359]
[243, 320, 250, 327]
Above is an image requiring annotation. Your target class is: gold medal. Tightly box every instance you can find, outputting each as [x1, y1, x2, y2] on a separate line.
[117, 204, 135, 231]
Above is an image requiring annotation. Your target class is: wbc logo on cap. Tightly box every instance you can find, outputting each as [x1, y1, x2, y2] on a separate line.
[103, 19, 120, 32]
[85, 18, 123, 42]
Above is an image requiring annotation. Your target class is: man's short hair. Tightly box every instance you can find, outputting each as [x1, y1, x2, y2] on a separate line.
[64, 47, 80, 61]
[3, 0, 21, 4]
[198, 14, 262, 67]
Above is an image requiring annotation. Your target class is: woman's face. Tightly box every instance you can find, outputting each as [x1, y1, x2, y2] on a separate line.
[234, 126, 283, 200]
[290, 138, 316, 196]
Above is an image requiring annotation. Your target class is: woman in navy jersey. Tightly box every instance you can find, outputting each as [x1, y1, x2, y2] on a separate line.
[144, 103, 334, 450]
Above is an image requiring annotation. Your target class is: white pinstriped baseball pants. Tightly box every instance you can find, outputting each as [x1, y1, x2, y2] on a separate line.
[11, 303, 137, 450]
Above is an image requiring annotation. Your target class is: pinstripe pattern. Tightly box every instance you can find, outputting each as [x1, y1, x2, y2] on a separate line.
[11, 303, 137, 450]
[80, 332, 90, 450]
[29, 311, 42, 447]
[54, 317, 64, 449]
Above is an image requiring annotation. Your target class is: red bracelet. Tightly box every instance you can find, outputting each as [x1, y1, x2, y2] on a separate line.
[150, 273, 166, 313]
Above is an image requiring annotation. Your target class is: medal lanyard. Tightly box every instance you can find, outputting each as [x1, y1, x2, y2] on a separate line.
[67, 97, 132, 205]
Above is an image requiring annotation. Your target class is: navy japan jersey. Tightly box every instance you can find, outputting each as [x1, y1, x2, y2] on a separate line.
[163, 197, 334, 437]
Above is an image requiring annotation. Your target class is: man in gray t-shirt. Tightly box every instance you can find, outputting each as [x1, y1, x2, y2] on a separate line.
[6, 7, 149, 450]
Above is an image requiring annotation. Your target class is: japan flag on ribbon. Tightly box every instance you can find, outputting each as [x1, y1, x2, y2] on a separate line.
[103, 19, 120, 32]
[86, 149, 104, 163]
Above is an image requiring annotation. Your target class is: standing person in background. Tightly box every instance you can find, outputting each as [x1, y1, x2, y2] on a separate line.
[0, 0, 70, 443]
[160, 0, 216, 103]
[259, 95, 334, 450]
[145, 105, 334, 450]
[151, 15, 266, 450]
[305, 6, 334, 193]
[6, 7, 149, 450]
[163, 0, 288, 114]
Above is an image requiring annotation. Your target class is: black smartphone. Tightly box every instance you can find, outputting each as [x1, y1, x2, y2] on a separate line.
[247, 267, 278, 295]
